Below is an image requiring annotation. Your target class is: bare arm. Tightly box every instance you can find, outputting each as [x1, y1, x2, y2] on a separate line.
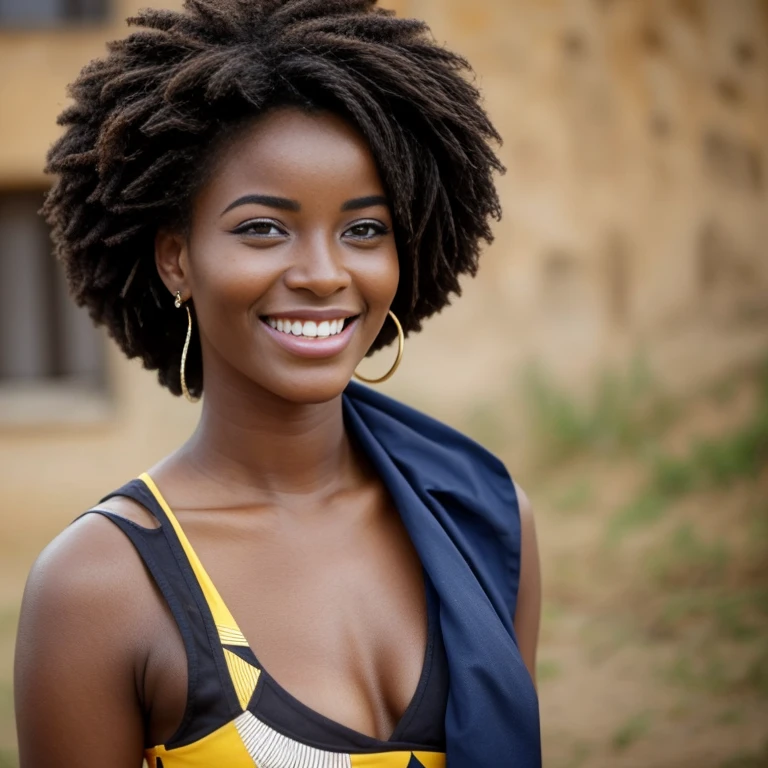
[512, 483, 541, 686]
[14, 516, 149, 768]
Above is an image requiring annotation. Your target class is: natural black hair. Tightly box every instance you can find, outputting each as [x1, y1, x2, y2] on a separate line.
[43, 0, 504, 397]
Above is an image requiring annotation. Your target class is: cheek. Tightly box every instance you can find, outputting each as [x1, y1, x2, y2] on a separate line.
[187, 243, 274, 348]
[385, 246, 400, 298]
[353, 243, 400, 307]
[190, 235, 273, 308]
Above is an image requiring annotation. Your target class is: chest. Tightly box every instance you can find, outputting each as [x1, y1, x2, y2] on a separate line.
[145, 492, 430, 745]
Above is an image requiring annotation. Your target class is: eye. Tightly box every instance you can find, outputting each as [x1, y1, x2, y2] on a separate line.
[344, 221, 390, 240]
[232, 219, 286, 237]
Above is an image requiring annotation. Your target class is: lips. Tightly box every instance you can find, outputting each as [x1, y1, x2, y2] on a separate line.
[260, 314, 360, 359]
[264, 316, 352, 339]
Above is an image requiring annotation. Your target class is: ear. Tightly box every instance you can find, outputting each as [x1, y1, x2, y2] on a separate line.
[155, 228, 191, 300]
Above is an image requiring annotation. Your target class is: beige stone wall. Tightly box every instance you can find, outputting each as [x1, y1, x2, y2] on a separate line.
[1, 0, 767, 527]
[386, 0, 768, 408]
[0, 0, 192, 532]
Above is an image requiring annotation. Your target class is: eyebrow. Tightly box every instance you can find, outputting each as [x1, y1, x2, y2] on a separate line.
[220, 193, 390, 217]
[340, 195, 389, 211]
[221, 195, 301, 215]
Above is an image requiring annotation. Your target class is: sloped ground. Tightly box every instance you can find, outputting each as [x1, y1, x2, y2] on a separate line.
[529, 360, 768, 767]
[0, 360, 766, 767]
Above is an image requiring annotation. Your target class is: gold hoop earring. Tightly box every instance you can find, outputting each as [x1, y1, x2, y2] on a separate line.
[175, 291, 199, 403]
[354, 310, 404, 385]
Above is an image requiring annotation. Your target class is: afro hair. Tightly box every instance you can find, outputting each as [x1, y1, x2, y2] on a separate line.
[43, 0, 504, 397]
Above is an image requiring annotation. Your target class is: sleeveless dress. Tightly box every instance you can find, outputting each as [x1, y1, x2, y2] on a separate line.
[84, 382, 541, 767]
[87, 474, 448, 768]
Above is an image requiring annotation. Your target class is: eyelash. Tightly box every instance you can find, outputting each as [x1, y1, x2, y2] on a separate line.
[232, 219, 284, 237]
[345, 220, 390, 240]
[231, 218, 390, 240]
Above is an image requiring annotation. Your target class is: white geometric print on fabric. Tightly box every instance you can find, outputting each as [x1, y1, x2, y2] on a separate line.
[224, 649, 261, 709]
[234, 711, 353, 768]
[218, 624, 250, 647]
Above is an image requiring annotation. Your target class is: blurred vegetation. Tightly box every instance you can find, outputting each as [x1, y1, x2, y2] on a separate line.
[720, 739, 768, 768]
[523, 354, 768, 767]
[611, 711, 652, 752]
[523, 356, 675, 465]
[609, 364, 768, 544]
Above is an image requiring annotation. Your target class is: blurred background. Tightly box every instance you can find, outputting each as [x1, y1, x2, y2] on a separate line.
[1, 0, 767, 765]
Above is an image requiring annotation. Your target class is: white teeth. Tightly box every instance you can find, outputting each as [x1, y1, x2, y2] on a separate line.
[266, 317, 350, 338]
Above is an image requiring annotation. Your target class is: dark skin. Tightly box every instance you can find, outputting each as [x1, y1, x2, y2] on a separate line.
[15, 108, 540, 766]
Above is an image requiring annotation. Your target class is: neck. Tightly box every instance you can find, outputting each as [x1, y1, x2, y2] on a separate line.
[180, 374, 357, 503]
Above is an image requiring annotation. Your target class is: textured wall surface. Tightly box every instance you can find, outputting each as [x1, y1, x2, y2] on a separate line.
[0, 0, 767, 512]
[382, 0, 768, 409]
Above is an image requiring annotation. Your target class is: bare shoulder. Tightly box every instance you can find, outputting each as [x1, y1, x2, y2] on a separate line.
[28, 506, 151, 592]
[19, 505, 158, 656]
[15, 507, 158, 766]
[91, 494, 160, 529]
[514, 481, 534, 526]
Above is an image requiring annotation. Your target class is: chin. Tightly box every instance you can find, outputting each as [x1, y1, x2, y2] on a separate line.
[266, 370, 353, 406]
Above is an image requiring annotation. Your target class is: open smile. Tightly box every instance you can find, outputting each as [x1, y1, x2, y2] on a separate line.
[259, 314, 360, 359]
[264, 315, 355, 339]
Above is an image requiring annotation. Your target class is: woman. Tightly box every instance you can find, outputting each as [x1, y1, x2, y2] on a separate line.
[14, 1, 541, 766]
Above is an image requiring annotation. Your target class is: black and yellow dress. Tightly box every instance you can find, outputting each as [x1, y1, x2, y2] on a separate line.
[85, 382, 541, 767]
[88, 472, 448, 768]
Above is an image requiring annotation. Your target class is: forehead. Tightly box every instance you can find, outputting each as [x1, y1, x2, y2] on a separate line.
[198, 107, 385, 206]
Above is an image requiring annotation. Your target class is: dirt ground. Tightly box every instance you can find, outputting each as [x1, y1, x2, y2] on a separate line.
[1, 361, 767, 767]
[529, 361, 768, 767]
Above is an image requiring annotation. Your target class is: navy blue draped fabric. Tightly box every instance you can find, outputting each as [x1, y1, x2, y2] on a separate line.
[343, 381, 542, 767]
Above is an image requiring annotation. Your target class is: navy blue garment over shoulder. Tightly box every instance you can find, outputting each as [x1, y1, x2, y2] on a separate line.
[84, 381, 540, 768]
[343, 381, 542, 766]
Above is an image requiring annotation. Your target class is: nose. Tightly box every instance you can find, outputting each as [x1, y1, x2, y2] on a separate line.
[283, 231, 351, 297]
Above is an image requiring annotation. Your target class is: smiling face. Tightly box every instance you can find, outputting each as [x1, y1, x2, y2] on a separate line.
[156, 107, 400, 404]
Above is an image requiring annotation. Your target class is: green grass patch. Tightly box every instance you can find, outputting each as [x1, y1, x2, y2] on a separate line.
[746, 646, 768, 697]
[606, 489, 667, 543]
[715, 707, 745, 726]
[720, 738, 768, 767]
[645, 408, 768, 500]
[649, 452, 698, 496]
[552, 479, 594, 513]
[663, 654, 728, 694]
[709, 376, 739, 405]
[652, 361, 768, 496]
[712, 604, 757, 642]
[536, 658, 563, 683]
[607, 367, 768, 544]
[541, 601, 566, 624]
[565, 740, 592, 768]
[524, 358, 671, 464]
[611, 710, 651, 751]
[747, 501, 768, 553]
[661, 643, 768, 698]
[647, 523, 729, 590]
[580, 617, 635, 662]
[653, 588, 768, 642]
